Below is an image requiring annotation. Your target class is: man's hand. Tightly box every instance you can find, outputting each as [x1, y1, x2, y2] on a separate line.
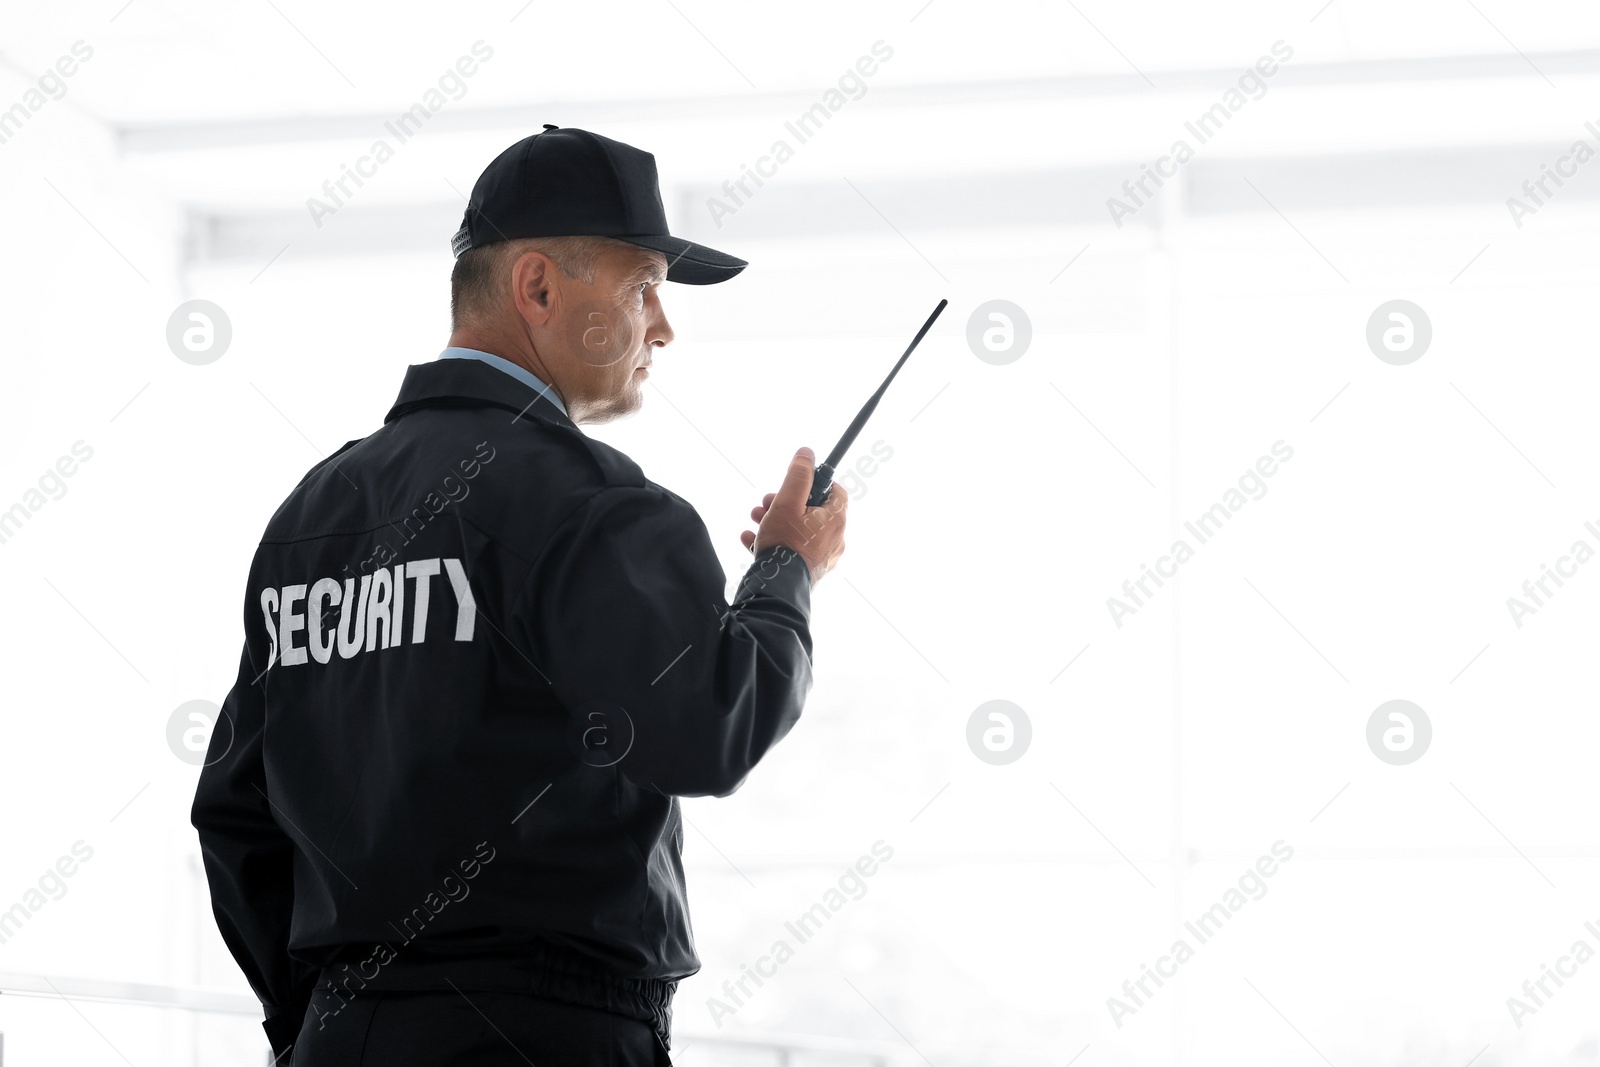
[740, 446, 848, 583]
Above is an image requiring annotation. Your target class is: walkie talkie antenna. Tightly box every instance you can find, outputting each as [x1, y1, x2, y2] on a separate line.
[808, 298, 948, 507]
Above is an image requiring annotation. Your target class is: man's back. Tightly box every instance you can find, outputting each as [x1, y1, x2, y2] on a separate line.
[192, 357, 817, 1054]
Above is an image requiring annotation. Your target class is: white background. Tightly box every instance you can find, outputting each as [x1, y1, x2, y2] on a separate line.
[2, 1, 1599, 1065]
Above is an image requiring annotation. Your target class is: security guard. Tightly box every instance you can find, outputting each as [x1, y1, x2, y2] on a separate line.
[191, 126, 848, 1066]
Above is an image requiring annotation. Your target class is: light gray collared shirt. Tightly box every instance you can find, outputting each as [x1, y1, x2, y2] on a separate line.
[438, 346, 567, 417]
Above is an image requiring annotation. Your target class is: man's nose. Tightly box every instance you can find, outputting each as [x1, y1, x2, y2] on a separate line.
[649, 308, 674, 349]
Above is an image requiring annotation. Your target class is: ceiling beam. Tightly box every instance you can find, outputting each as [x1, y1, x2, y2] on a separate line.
[123, 50, 1600, 154]
[184, 143, 1592, 268]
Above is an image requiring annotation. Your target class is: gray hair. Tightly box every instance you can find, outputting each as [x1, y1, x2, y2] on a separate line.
[449, 234, 639, 330]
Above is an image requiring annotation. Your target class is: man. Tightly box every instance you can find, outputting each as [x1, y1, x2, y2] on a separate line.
[191, 125, 847, 1066]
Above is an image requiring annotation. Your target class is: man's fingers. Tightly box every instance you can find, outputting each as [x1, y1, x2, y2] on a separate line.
[750, 492, 777, 522]
[772, 447, 815, 511]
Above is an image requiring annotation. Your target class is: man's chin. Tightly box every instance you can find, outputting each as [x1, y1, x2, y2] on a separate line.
[575, 383, 645, 426]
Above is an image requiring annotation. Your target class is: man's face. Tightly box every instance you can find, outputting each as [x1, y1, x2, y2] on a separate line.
[554, 246, 673, 423]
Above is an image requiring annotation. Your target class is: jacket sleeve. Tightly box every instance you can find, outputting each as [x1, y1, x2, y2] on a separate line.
[522, 485, 815, 798]
[191, 633, 318, 1061]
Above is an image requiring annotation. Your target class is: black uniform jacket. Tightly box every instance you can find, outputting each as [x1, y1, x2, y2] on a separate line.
[190, 357, 814, 1058]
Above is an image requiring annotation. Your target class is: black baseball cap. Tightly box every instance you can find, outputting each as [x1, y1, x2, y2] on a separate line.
[450, 124, 747, 285]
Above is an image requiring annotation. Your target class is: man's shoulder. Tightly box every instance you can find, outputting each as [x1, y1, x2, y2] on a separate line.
[257, 399, 661, 551]
[398, 411, 709, 568]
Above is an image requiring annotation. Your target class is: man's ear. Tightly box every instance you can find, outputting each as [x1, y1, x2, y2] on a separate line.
[510, 250, 556, 328]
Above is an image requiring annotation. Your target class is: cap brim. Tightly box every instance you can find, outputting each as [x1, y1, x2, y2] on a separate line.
[614, 234, 747, 285]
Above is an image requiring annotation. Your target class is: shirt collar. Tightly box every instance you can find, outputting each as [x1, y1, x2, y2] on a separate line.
[437, 346, 569, 418]
[384, 356, 576, 430]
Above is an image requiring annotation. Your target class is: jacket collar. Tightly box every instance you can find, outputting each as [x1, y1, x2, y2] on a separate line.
[384, 358, 577, 432]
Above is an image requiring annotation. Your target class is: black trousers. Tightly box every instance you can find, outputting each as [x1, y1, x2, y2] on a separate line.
[292, 988, 673, 1066]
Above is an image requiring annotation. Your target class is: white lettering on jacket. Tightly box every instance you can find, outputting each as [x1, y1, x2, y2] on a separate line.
[259, 557, 475, 669]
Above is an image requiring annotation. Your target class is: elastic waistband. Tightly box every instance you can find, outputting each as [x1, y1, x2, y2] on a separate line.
[311, 940, 676, 1046]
